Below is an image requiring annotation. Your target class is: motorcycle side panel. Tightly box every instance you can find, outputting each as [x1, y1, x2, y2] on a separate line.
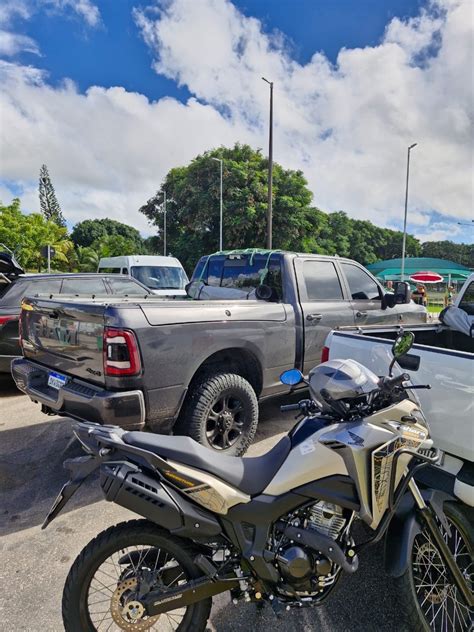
[164, 460, 251, 514]
[263, 424, 348, 496]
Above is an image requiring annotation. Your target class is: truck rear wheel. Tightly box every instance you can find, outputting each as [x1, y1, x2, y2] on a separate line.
[177, 373, 259, 456]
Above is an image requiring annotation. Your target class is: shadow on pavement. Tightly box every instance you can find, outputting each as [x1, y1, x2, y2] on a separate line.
[0, 373, 22, 398]
[210, 533, 408, 632]
[0, 392, 298, 537]
[0, 416, 103, 536]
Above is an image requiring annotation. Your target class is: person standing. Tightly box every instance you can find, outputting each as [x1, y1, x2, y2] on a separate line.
[412, 283, 427, 306]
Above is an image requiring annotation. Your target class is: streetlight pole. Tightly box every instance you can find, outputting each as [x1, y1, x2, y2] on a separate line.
[262, 77, 273, 249]
[211, 157, 223, 251]
[163, 190, 167, 256]
[401, 143, 417, 281]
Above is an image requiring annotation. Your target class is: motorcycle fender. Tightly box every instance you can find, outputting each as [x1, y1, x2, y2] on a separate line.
[384, 489, 455, 578]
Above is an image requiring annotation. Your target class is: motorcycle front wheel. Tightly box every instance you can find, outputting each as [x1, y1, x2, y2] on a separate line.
[62, 519, 212, 632]
[397, 502, 473, 632]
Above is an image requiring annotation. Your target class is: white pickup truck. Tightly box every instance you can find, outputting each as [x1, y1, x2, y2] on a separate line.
[324, 274, 474, 508]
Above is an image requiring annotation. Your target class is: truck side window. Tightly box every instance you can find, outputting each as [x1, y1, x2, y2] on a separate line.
[61, 278, 107, 294]
[341, 263, 381, 300]
[458, 282, 474, 315]
[303, 261, 343, 300]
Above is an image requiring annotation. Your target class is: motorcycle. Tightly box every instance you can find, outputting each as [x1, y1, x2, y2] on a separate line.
[47, 332, 473, 631]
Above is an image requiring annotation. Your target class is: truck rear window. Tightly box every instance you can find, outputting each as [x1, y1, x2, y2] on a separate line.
[193, 254, 283, 299]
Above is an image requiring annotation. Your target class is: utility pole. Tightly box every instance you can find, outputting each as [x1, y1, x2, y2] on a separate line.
[163, 190, 167, 256]
[401, 143, 417, 281]
[47, 244, 51, 274]
[262, 77, 274, 249]
[211, 157, 224, 250]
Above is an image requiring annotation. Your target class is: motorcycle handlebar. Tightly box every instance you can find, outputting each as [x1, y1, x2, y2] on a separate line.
[380, 373, 410, 391]
[280, 403, 301, 412]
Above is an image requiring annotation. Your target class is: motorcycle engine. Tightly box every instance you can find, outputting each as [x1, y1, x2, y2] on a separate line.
[273, 501, 348, 597]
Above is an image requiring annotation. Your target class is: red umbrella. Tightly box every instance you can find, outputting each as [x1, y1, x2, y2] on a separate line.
[410, 271, 444, 284]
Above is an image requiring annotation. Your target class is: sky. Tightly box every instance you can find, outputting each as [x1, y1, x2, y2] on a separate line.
[0, 0, 472, 243]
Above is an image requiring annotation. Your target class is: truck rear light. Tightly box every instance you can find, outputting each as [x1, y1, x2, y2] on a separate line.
[104, 327, 141, 376]
[0, 315, 17, 326]
[321, 346, 330, 363]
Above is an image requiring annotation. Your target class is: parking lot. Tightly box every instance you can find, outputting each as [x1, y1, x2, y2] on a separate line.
[0, 374, 410, 631]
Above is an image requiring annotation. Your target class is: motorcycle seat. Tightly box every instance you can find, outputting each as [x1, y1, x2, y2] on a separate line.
[122, 432, 291, 496]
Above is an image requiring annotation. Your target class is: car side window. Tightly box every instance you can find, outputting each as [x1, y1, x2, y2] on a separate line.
[341, 263, 381, 300]
[303, 261, 343, 300]
[61, 278, 108, 295]
[107, 277, 149, 295]
[458, 281, 474, 315]
[3, 279, 63, 305]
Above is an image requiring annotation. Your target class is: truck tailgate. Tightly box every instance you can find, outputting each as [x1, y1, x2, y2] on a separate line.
[21, 297, 106, 385]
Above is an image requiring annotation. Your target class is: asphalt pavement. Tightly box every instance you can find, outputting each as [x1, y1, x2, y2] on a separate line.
[0, 374, 410, 631]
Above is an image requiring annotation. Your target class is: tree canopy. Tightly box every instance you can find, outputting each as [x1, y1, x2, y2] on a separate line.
[0, 198, 73, 271]
[71, 218, 145, 251]
[139, 143, 422, 272]
[39, 164, 66, 227]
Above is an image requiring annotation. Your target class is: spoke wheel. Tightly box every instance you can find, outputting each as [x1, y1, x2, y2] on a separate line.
[87, 544, 186, 631]
[62, 520, 211, 632]
[405, 504, 473, 632]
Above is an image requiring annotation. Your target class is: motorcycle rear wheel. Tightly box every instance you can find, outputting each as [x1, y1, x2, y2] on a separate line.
[397, 502, 473, 632]
[62, 519, 212, 632]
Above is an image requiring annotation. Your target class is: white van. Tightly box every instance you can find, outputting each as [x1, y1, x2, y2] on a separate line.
[98, 255, 188, 297]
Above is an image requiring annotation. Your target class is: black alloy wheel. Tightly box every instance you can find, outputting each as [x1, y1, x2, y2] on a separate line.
[177, 372, 259, 456]
[206, 393, 246, 450]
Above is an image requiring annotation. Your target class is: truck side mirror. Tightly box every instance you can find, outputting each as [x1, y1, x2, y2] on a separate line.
[394, 281, 410, 304]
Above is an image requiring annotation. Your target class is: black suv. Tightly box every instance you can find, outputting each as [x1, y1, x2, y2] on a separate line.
[0, 253, 150, 373]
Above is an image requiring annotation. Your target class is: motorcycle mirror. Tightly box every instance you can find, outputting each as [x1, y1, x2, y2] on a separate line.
[280, 368, 304, 386]
[389, 331, 415, 376]
[392, 331, 415, 358]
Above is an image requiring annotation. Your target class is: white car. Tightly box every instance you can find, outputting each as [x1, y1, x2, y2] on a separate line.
[98, 255, 189, 297]
[323, 274, 474, 508]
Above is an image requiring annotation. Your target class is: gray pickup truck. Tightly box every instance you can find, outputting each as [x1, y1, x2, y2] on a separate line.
[12, 250, 426, 455]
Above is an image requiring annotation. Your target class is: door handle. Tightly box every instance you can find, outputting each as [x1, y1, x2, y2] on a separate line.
[306, 313, 322, 322]
[356, 311, 368, 318]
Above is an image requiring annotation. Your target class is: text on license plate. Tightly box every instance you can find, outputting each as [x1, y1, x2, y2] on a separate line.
[48, 372, 68, 390]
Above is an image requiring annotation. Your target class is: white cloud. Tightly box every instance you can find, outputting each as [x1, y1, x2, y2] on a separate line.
[0, 2, 32, 26]
[41, 0, 101, 28]
[0, 0, 472, 240]
[0, 30, 39, 56]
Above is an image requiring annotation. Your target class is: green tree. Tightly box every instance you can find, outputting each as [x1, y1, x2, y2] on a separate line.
[91, 234, 143, 259]
[421, 240, 473, 268]
[73, 246, 100, 272]
[139, 143, 317, 271]
[71, 218, 145, 252]
[39, 164, 66, 227]
[0, 198, 73, 271]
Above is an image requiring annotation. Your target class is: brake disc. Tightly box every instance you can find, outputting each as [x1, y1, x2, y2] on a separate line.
[110, 578, 161, 630]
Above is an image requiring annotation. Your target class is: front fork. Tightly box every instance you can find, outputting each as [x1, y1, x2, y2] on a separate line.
[408, 479, 474, 608]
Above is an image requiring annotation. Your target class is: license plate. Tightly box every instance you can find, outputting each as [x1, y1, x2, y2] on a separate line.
[48, 371, 68, 390]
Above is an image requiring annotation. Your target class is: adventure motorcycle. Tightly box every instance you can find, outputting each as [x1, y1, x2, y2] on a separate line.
[47, 332, 473, 631]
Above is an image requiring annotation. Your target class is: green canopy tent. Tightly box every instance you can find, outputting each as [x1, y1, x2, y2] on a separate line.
[366, 257, 471, 283]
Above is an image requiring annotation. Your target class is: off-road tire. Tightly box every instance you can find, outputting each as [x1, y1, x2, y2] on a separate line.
[395, 502, 473, 631]
[177, 372, 259, 456]
[62, 519, 212, 632]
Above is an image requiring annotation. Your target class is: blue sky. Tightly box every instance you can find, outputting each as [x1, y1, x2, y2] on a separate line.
[0, 0, 472, 243]
[11, 0, 425, 100]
